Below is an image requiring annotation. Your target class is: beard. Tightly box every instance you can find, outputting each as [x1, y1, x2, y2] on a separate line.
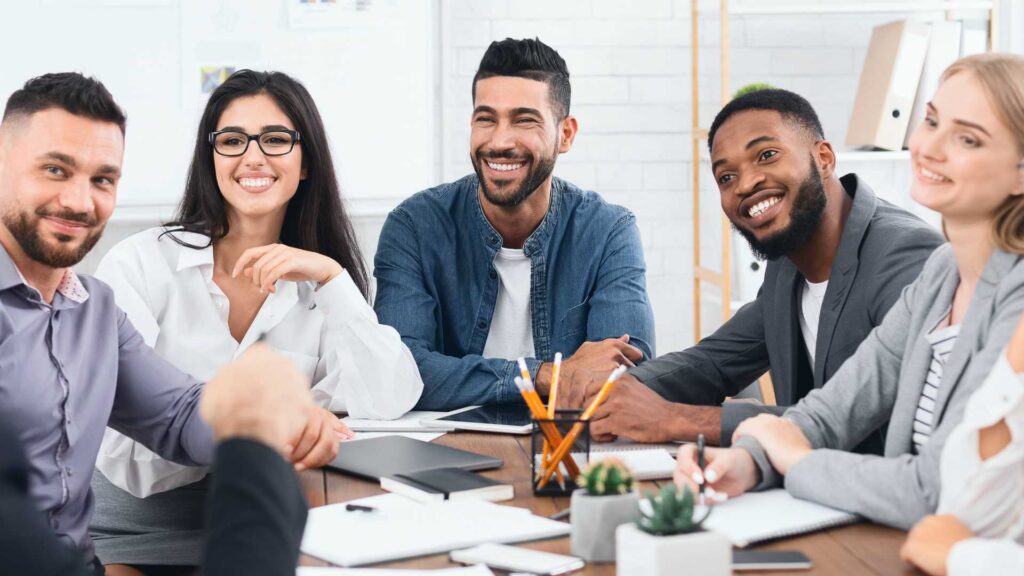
[1, 206, 104, 268]
[472, 141, 559, 207]
[732, 155, 828, 261]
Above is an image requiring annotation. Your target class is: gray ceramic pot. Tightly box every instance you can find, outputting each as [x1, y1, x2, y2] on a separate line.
[570, 489, 640, 562]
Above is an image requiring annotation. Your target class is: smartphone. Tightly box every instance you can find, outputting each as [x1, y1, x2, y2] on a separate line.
[732, 550, 812, 571]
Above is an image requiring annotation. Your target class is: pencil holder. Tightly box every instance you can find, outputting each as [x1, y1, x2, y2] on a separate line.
[531, 409, 590, 496]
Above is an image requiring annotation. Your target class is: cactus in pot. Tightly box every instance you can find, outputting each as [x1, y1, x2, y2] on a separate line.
[616, 484, 729, 576]
[569, 458, 639, 562]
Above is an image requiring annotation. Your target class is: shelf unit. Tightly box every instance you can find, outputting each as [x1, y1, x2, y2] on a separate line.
[689, 0, 1000, 403]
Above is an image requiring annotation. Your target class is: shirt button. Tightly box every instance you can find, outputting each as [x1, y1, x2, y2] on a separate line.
[489, 237, 498, 245]
[216, 302, 224, 310]
[477, 320, 487, 329]
[66, 466, 73, 477]
[489, 270, 497, 279]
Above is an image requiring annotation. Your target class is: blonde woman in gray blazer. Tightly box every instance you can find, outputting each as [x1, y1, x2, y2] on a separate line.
[675, 53, 1024, 531]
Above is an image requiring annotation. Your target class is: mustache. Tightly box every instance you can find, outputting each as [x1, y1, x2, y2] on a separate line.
[36, 207, 98, 227]
[478, 149, 530, 161]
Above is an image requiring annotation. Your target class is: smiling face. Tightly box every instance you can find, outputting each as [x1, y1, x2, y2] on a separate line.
[469, 76, 574, 207]
[711, 109, 828, 260]
[213, 94, 304, 223]
[909, 71, 1024, 225]
[0, 108, 122, 268]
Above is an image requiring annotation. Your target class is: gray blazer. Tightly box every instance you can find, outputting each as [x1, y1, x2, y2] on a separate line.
[737, 245, 1024, 529]
[631, 174, 943, 443]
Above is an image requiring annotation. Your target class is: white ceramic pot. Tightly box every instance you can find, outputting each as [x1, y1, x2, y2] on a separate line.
[570, 489, 639, 562]
[615, 523, 731, 576]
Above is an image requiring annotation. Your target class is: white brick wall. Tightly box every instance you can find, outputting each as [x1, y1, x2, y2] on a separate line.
[437, 0, 978, 354]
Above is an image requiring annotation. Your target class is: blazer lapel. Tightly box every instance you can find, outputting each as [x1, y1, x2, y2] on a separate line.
[813, 175, 877, 386]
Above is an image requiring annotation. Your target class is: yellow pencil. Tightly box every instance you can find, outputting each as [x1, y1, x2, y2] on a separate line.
[543, 353, 564, 484]
[537, 365, 627, 489]
[515, 375, 580, 478]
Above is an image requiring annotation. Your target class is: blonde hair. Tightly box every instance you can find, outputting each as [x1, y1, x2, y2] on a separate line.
[940, 53, 1024, 253]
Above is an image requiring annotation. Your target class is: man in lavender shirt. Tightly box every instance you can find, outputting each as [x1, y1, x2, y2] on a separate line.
[0, 73, 341, 574]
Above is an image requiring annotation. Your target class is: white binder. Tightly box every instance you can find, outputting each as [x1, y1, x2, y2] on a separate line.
[846, 20, 931, 151]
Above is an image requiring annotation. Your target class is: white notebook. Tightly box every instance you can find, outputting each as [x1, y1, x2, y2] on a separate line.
[702, 489, 859, 547]
[301, 500, 571, 567]
[588, 449, 676, 481]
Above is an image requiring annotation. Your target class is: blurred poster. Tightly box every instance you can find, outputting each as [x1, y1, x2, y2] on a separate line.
[287, 0, 402, 29]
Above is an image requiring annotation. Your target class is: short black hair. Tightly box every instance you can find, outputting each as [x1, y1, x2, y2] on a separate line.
[473, 37, 571, 119]
[707, 88, 823, 152]
[2, 72, 126, 134]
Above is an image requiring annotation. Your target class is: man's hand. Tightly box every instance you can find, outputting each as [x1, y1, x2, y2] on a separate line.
[674, 444, 759, 500]
[540, 335, 643, 399]
[201, 343, 313, 455]
[900, 514, 975, 576]
[287, 407, 353, 471]
[732, 414, 812, 475]
[588, 374, 708, 443]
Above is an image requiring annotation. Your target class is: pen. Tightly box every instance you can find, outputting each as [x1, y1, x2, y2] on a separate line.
[697, 433, 706, 504]
[345, 503, 375, 512]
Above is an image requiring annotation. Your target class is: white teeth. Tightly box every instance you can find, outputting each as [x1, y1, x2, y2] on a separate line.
[239, 178, 273, 189]
[920, 167, 951, 183]
[486, 161, 523, 172]
[748, 196, 781, 218]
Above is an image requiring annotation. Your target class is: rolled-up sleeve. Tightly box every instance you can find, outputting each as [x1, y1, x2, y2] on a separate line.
[107, 310, 214, 467]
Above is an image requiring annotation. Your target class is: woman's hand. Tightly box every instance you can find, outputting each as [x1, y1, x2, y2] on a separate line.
[286, 406, 354, 471]
[732, 414, 812, 475]
[232, 243, 343, 293]
[900, 514, 975, 576]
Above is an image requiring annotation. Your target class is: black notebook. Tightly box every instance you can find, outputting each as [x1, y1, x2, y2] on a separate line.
[326, 435, 502, 481]
[381, 467, 514, 503]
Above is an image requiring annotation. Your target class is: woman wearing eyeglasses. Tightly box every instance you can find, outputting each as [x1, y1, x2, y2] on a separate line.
[88, 70, 424, 575]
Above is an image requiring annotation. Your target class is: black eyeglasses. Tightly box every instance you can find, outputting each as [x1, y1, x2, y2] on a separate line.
[208, 129, 301, 157]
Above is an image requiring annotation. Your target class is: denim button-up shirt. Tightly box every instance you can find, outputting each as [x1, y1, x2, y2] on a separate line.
[374, 175, 655, 410]
[0, 247, 213, 559]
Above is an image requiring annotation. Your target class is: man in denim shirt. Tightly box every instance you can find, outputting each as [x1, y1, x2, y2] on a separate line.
[374, 38, 655, 410]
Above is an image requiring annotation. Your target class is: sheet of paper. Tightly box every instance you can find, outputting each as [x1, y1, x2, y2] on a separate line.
[347, 432, 446, 443]
[342, 411, 456, 432]
[297, 565, 494, 576]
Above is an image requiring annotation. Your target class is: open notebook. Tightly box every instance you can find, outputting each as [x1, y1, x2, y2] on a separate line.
[702, 489, 859, 547]
[534, 447, 677, 481]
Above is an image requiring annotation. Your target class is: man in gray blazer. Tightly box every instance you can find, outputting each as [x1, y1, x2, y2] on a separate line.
[573, 89, 944, 447]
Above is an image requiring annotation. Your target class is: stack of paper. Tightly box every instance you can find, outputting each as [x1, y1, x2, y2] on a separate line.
[297, 567, 494, 576]
[301, 499, 571, 567]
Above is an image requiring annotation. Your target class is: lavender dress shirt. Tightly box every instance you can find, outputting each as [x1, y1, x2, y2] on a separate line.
[0, 246, 213, 561]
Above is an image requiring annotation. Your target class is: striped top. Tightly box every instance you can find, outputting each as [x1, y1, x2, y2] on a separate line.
[913, 322, 962, 453]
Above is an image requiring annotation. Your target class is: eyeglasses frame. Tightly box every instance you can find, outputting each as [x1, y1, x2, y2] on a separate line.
[207, 129, 302, 157]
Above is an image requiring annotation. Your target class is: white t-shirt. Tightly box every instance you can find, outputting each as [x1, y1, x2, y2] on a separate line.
[482, 248, 535, 360]
[798, 279, 829, 367]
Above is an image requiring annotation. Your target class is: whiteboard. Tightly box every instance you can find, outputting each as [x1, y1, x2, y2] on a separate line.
[0, 0, 438, 208]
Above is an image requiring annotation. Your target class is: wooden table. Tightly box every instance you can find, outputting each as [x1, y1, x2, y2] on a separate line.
[298, 433, 916, 575]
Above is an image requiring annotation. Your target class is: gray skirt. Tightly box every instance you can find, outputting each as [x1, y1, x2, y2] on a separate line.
[89, 471, 210, 566]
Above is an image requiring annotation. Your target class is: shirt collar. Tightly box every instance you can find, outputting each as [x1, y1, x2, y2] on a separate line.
[0, 244, 89, 303]
[171, 231, 215, 272]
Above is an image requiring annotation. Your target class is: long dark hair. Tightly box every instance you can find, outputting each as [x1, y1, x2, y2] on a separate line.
[163, 69, 369, 298]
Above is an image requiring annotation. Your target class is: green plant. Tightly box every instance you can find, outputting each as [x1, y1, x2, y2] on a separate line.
[637, 484, 711, 536]
[733, 82, 775, 100]
[577, 458, 635, 496]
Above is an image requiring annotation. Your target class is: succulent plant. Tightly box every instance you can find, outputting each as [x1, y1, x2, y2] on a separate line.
[577, 458, 635, 496]
[637, 484, 711, 536]
[733, 82, 776, 100]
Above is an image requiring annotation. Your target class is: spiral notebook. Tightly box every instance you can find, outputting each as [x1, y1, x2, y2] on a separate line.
[702, 489, 859, 547]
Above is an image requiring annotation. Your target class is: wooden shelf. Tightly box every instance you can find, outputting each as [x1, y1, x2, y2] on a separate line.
[730, 1, 992, 16]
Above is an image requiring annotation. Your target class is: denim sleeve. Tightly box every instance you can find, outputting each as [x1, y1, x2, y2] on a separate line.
[585, 212, 656, 359]
[108, 309, 214, 466]
[373, 209, 529, 411]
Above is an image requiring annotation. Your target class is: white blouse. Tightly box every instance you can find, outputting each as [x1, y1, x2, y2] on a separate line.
[938, 352, 1024, 576]
[94, 227, 423, 497]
